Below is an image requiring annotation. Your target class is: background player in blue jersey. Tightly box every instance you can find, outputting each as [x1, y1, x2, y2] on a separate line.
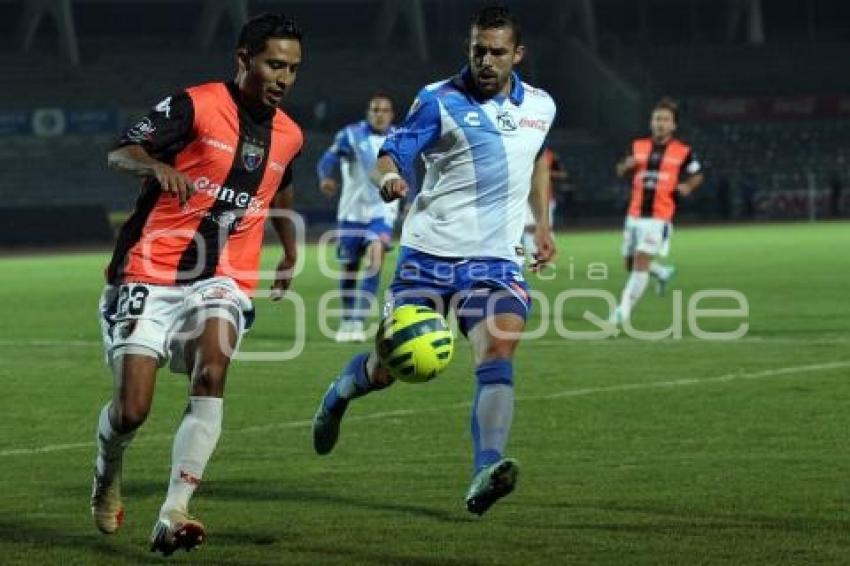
[312, 5, 557, 515]
[317, 94, 401, 342]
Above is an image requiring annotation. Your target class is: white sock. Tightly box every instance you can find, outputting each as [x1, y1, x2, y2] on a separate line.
[95, 403, 136, 481]
[649, 261, 671, 280]
[161, 396, 223, 515]
[619, 271, 649, 318]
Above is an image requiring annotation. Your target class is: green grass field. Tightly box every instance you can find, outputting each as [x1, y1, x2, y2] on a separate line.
[1, 222, 849, 565]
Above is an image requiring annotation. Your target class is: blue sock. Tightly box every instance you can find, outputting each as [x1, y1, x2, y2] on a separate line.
[340, 263, 359, 321]
[322, 353, 384, 415]
[471, 359, 514, 473]
[356, 268, 381, 322]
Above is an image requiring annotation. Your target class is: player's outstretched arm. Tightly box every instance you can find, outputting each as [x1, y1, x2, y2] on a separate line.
[371, 155, 409, 203]
[269, 184, 297, 300]
[530, 152, 556, 268]
[108, 145, 194, 205]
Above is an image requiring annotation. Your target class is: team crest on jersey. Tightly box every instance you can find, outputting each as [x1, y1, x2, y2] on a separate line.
[241, 141, 265, 172]
[496, 110, 518, 132]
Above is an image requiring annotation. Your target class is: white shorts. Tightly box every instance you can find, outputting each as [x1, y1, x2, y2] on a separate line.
[622, 217, 672, 258]
[99, 277, 253, 375]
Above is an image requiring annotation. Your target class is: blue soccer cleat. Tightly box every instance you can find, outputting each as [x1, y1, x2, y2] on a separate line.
[312, 384, 347, 455]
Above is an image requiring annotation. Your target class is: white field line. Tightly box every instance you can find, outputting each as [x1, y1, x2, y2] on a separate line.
[1, 360, 848, 458]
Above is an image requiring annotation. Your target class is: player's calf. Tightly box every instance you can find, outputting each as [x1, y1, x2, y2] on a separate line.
[91, 403, 137, 534]
[312, 352, 392, 454]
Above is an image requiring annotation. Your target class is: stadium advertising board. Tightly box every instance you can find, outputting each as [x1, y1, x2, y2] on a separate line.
[692, 94, 850, 121]
[0, 108, 118, 136]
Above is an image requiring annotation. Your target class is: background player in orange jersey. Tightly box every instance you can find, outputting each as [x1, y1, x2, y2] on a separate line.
[522, 146, 567, 266]
[90, 14, 303, 555]
[612, 97, 704, 324]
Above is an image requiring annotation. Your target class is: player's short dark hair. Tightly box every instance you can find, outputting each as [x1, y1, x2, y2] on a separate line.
[653, 97, 680, 123]
[470, 5, 522, 46]
[368, 91, 395, 110]
[237, 13, 303, 56]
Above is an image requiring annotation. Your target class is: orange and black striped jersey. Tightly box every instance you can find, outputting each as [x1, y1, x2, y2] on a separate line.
[627, 137, 701, 221]
[106, 82, 303, 296]
[541, 147, 563, 202]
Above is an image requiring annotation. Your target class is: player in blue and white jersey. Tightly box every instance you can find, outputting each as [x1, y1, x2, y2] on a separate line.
[317, 93, 401, 342]
[311, 6, 557, 515]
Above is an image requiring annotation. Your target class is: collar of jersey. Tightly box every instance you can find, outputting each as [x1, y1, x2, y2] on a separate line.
[455, 66, 524, 106]
[361, 120, 391, 136]
[225, 80, 275, 125]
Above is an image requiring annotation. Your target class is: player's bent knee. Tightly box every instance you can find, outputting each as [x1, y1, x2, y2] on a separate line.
[482, 339, 519, 362]
[633, 252, 651, 271]
[475, 358, 514, 386]
[113, 401, 151, 433]
[191, 363, 229, 396]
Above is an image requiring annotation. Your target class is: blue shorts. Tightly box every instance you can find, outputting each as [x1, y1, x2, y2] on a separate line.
[337, 219, 393, 263]
[386, 246, 531, 336]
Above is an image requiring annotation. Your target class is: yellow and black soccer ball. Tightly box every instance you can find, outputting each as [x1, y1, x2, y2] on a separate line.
[376, 305, 454, 383]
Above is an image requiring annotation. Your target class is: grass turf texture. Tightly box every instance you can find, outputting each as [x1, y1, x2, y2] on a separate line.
[0, 222, 848, 565]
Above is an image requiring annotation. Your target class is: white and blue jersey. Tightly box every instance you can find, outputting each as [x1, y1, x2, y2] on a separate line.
[317, 120, 400, 225]
[380, 67, 556, 262]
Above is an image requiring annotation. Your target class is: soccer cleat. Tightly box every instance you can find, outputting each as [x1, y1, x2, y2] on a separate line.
[464, 458, 519, 516]
[609, 306, 628, 327]
[349, 320, 367, 343]
[91, 469, 124, 534]
[655, 266, 678, 296]
[149, 508, 206, 556]
[335, 320, 353, 343]
[312, 385, 346, 455]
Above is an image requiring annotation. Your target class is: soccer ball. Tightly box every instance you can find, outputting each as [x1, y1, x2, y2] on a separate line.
[376, 305, 454, 383]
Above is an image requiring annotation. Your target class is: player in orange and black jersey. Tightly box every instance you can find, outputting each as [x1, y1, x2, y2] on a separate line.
[612, 97, 704, 324]
[522, 146, 567, 264]
[90, 14, 304, 555]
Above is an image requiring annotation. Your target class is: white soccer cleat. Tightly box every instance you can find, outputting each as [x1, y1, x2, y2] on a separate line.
[609, 306, 628, 327]
[91, 469, 124, 534]
[349, 320, 366, 343]
[335, 320, 352, 343]
[149, 508, 206, 556]
[335, 320, 366, 342]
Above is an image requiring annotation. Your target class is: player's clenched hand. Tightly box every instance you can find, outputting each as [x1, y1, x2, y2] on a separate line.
[676, 183, 693, 197]
[319, 178, 338, 197]
[379, 176, 408, 203]
[153, 162, 194, 206]
[616, 156, 637, 177]
[270, 255, 296, 301]
[530, 226, 556, 271]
